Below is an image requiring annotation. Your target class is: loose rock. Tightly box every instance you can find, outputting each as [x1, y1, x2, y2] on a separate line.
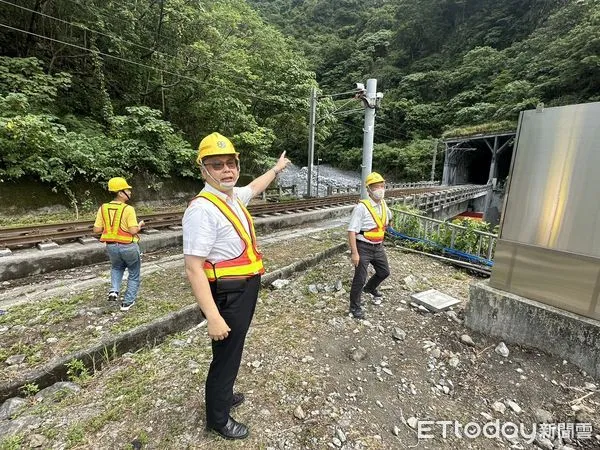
[460, 334, 475, 346]
[293, 405, 306, 420]
[350, 347, 367, 362]
[495, 342, 510, 358]
[392, 328, 406, 341]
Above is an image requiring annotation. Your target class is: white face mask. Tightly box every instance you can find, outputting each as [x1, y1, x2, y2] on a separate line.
[370, 188, 385, 201]
[218, 179, 237, 189]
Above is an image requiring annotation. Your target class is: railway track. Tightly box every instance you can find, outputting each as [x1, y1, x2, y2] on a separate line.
[0, 187, 437, 250]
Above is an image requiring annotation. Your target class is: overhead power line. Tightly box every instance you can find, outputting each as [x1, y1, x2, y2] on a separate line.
[0, 22, 304, 106]
[0, 0, 179, 61]
[318, 89, 360, 99]
[1, 0, 307, 98]
[342, 121, 407, 142]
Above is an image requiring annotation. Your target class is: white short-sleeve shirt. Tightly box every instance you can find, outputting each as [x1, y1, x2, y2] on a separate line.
[348, 198, 392, 243]
[183, 183, 255, 262]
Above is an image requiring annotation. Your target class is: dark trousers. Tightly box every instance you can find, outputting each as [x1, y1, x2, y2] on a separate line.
[349, 240, 390, 312]
[206, 275, 261, 428]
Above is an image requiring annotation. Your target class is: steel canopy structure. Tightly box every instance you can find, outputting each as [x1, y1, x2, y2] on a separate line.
[442, 131, 516, 186]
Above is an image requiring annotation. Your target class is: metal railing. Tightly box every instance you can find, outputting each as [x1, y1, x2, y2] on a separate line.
[391, 184, 490, 211]
[326, 180, 440, 196]
[390, 208, 498, 264]
[262, 185, 298, 201]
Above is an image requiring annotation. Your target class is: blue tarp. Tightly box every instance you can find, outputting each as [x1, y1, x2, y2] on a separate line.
[386, 227, 494, 267]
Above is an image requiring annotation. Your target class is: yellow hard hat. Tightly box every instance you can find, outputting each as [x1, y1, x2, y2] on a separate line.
[197, 132, 239, 164]
[365, 172, 385, 186]
[108, 177, 132, 192]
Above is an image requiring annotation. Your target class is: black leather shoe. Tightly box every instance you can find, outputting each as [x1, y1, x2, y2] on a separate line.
[350, 308, 365, 319]
[207, 416, 249, 440]
[364, 287, 383, 298]
[232, 392, 245, 408]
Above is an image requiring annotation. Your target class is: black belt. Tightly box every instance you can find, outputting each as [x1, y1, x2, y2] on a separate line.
[210, 274, 260, 294]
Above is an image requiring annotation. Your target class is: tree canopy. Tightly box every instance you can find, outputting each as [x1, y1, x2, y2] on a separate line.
[1, 0, 598, 197]
[0, 0, 330, 200]
[250, 0, 599, 176]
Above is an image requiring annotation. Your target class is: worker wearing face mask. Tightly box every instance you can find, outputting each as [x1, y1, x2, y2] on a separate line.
[347, 172, 392, 319]
[182, 132, 290, 440]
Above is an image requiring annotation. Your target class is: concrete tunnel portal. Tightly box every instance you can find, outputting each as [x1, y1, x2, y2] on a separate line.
[441, 131, 516, 223]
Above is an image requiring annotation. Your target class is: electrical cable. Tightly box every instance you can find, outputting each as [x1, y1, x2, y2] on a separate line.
[0, 22, 303, 106]
[0, 0, 310, 100]
[0, 0, 180, 61]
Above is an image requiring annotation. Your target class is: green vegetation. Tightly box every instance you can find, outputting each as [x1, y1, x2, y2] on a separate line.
[66, 424, 85, 448]
[390, 206, 497, 260]
[19, 382, 40, 397]
[1, 0, 598, 211]
[250, 0, 599, 176]
[65, 358, 92, 384]
[0, 435, 24, 450]
[0, 0, 331, 213]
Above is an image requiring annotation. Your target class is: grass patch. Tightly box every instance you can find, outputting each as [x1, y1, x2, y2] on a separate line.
[0, 435, 24, 450]
[84, 407, 121, 433]
[0, 292, 93, 327]
[66, 424, 85, 448]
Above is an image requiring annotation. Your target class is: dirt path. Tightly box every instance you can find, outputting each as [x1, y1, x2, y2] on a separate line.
[1, 245, 598, 449]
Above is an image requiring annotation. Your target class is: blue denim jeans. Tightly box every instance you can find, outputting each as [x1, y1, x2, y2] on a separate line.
[106, 243, 141, 304]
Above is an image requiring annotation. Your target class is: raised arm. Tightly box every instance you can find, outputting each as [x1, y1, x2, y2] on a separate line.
[247, 151, 291, 197]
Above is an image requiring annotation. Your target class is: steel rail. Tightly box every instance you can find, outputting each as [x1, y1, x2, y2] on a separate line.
[0, 187, 442, 249]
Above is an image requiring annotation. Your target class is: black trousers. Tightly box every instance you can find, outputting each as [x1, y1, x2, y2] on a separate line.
[349, 240, 390, 312]
[206, 275, 261, 428]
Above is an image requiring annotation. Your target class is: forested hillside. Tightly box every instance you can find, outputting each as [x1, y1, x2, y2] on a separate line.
[251, 0, 600, 178]
[0, 0, 332, 206]
[0, 0, 598, 206]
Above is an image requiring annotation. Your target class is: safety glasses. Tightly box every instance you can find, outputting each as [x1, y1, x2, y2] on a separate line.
[202, 159, 239, 171]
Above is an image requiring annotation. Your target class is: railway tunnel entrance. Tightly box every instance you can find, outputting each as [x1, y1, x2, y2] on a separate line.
[442, 130, 516, 224]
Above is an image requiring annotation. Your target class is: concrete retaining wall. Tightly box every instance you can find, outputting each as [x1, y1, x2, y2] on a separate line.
[466, 281, 600, 378]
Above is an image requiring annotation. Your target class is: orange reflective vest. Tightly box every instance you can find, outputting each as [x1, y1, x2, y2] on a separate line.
[99, 202, 138, 244]
[360, 199, 387, 243]
[197, 192, 265, 281]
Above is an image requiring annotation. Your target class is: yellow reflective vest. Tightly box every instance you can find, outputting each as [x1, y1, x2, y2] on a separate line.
[360, 199, 387, 243]
[197, 192, 265, 281]
[99, 202, 138, 244]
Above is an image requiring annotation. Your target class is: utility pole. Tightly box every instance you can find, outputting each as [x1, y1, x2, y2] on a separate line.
[306, 86, 317, 197]
[430, 139, 438, 182]
[358, 79, 382, 199]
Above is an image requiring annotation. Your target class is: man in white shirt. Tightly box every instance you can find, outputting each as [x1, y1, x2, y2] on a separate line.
[183, 132, 290, 440]
[347, 172, 392, 319]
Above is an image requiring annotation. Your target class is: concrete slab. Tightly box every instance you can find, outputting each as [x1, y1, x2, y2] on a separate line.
[466, 280, 600, 379]
[410, 289, 460, 312]
[0, 248, 11, 257]
[36, 242, 59, 251]
[168, 225, 183, 231]
[77, 237, 98, 245]
[142, 228, 160, 234]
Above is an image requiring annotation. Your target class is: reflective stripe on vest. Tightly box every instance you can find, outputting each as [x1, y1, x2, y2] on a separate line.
[99, 202, 138, 244]
[360, 199, 387, 243]
[197, 192, 265, 281]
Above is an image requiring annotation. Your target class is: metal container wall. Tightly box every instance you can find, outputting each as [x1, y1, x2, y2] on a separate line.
[490, 102, 600, 320]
